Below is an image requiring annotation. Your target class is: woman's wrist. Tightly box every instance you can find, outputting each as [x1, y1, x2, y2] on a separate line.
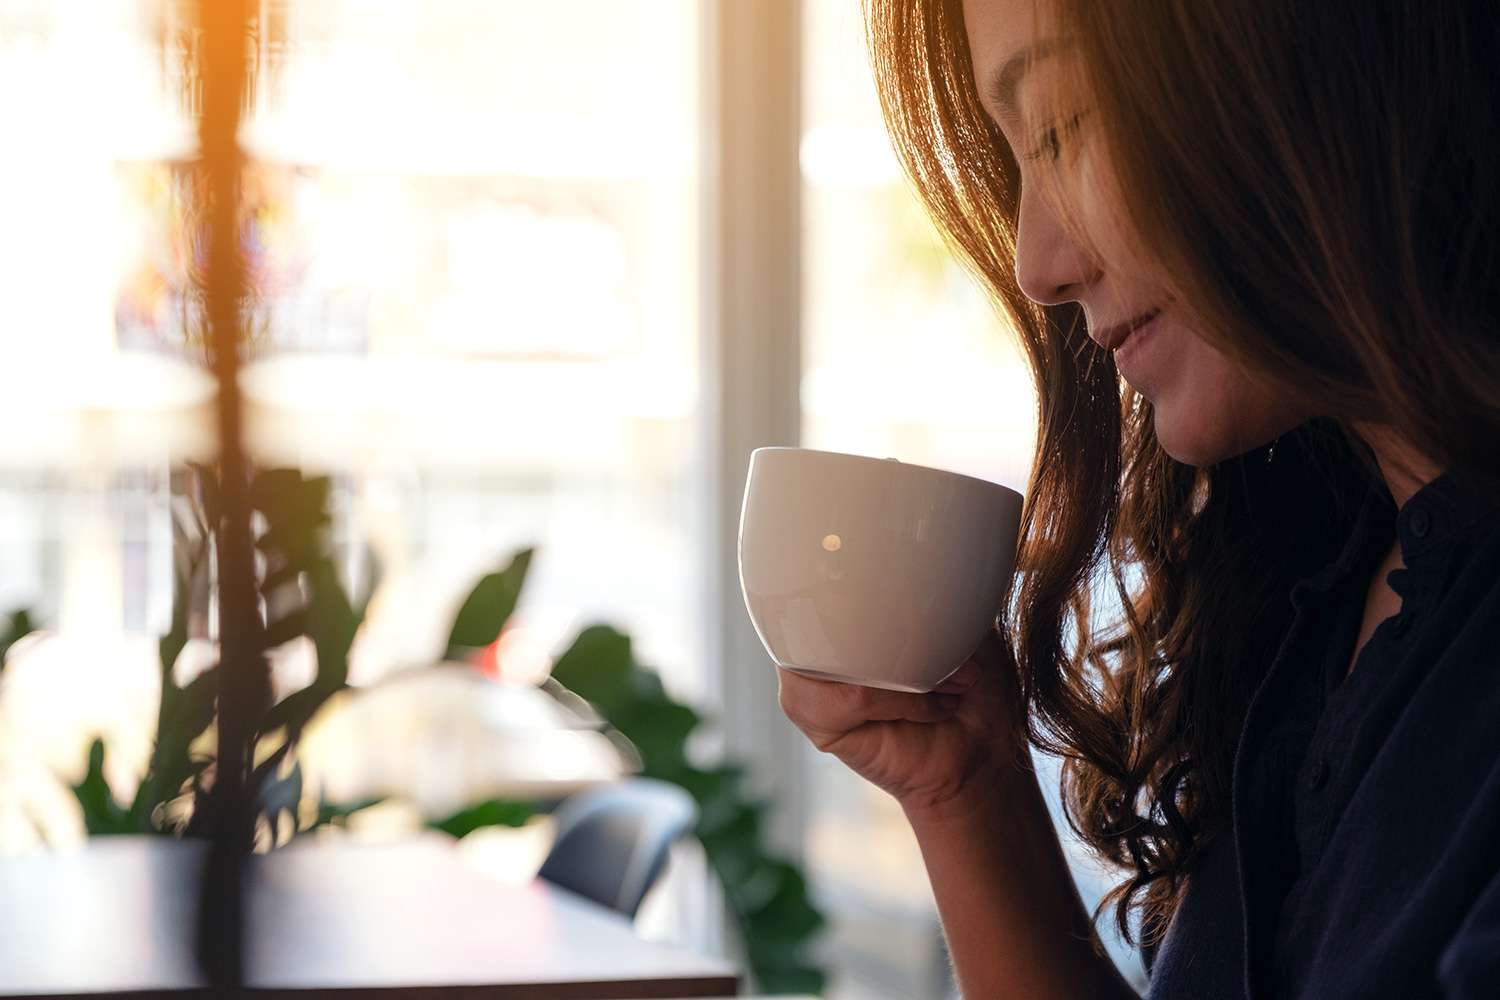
[899, 736, 1038, 830]
[898, 741, 1137, 1000]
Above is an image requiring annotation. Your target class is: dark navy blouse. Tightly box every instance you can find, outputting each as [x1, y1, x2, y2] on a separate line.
[1143, 470, 1500, 999]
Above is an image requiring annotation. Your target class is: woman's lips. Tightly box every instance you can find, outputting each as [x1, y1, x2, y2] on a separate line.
[1093, 309, 1161, 351]
[1113, 311, 1160, 373]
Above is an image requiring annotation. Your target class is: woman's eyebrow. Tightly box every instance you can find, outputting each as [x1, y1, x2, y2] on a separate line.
[986, 39, 1059, 126]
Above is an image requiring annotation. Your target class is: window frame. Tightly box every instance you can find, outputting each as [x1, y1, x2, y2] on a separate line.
[696, 0, 806, 858]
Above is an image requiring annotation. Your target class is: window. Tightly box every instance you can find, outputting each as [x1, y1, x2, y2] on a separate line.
[0, 0, 708, 848]
[233, 0, 705, 701]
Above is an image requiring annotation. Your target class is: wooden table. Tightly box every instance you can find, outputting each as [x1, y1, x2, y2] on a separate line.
[0, 836, 739, 998]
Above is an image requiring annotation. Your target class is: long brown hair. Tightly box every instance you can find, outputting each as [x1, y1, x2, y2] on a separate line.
[864, 0, 1500, 945]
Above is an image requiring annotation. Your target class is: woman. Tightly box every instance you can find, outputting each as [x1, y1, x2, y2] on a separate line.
[776, 0, 1500, 996]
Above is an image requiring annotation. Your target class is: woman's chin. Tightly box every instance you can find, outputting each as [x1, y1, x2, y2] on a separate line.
[1153, 404, 1287, 469]
[1158, 437, 1224, 469]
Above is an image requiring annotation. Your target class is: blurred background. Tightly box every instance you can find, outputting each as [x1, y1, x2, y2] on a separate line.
[0, 1, 1143, 996]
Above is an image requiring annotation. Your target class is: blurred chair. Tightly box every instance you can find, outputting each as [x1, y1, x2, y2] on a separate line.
[536, 777, 698, 920]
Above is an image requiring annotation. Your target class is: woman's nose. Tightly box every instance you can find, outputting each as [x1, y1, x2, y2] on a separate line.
[1013, 185, 1100, 306]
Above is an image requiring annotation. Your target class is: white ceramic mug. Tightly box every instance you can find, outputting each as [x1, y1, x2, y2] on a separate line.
[738, 447, 1024, 693]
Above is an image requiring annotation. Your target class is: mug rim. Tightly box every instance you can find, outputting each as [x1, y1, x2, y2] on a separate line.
[749, 446, 1023, 502]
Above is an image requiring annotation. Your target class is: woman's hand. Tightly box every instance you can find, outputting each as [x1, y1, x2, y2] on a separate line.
[776, 628, 1029, 817]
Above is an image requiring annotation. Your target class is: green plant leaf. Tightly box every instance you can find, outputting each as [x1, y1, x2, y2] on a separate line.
[674, 763, 747, 831]
[304, 560, 358, 688]
[732, 856, 792, 914]
[252, 469, 331, 531]
[0, 608, 34, 674]
[444, 548, 533, 658]
[752, 963, 826, 996]
[548, 624, 635, 714]
[158, 494, 209, 694]
[428, 798, 537, 838]
[158, 606, 188, 695]
[262, 608, 309, 650]
[308, 795, 386, 831]
[260, 559, 304, 595]
[72, 739, 135, 835]
[261, 682, 335, 740]
[744, 861, 826, 941]
[628, 668, 666, 702]
[259, 559, 358, 743]
[191, 461, 221, 529]
[544, 619, 827, 990]
[614, 701, 700, 773]
[172, 666, 220, 737]
[134, 499, 215, 833]
[742, 862, 827, 995]
[700, 800, 768, 889]
[132, 663, 220, 830]
[252, 474, 356, 755]
[257, 757, 303, 843]
[252, 470, 332, 574]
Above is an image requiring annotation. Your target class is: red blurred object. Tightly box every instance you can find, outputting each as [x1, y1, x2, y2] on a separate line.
[476, 637, 504, 680]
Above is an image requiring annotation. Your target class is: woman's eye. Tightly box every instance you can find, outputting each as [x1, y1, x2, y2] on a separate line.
[1022, 110, 1090, 162]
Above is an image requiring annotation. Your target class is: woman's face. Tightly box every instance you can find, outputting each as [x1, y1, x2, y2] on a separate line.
[962, 0, 1313, 466]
